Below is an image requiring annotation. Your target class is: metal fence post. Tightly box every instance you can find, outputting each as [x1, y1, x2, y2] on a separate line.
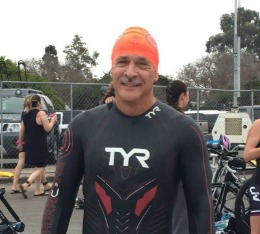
[196, 89, 200, 122]
[70, 84, 73, 121]
[251, 90, 255, 121]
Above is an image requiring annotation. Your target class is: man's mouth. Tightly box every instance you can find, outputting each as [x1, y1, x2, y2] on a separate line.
[119, 77, 143, 87]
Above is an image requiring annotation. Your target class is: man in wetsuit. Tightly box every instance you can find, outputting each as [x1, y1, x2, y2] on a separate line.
[41, 26, 214, 234]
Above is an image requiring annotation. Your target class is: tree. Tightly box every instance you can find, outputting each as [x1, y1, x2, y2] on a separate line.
[206, 8, 260, 57]
[155, 75, 171, 86]
[96, 71, 111, 83]
[24, 58, 42, 76]
[41, 45, 60, 81]
[176, 50, 260, 89]
[63, 35, 99, 82]
[0, 57, 17, 80]
[236, 79, 260, 106]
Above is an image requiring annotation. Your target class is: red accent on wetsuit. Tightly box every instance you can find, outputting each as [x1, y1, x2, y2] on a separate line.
[60, 131, 68, 151]
[135, 186, 158, 216]
[95, 182, 112, 215]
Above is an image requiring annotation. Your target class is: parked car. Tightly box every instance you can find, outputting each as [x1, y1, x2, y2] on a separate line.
[238, 105, 260, 121]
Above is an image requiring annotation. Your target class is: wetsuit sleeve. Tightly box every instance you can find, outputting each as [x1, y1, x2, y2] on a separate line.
[41, 124, 84, 234]
[178, 120, 214, 233]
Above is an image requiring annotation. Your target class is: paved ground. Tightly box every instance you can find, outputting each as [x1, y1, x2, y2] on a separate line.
[0, 165, 83, 233]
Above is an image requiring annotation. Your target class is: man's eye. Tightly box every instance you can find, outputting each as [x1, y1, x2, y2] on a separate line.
[138, 62, 150, 69]
[116, 60, 127, 65]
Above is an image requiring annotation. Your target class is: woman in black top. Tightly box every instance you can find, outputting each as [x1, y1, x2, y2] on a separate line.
[18, 95, 57, 198]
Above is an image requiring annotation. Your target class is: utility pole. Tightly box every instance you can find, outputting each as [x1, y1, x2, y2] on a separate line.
[233, 0, 241, 107]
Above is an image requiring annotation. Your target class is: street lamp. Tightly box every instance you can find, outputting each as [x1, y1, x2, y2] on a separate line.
[233, 0, 241, 107]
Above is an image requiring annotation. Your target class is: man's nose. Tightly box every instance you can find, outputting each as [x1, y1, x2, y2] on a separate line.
[124, 61, 138, 78]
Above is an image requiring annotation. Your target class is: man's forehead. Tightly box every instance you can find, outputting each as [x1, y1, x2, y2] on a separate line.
[115, 55, 151, 62]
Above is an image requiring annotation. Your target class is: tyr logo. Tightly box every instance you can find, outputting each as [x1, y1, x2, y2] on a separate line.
[250, 186, 260, 201]
[145, 106, 161, 119]
[105, 147, 150, 168]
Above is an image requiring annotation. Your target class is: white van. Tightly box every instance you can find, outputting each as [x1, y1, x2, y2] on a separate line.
[211, 112, 252, 144]
[185, 110, 227, 134]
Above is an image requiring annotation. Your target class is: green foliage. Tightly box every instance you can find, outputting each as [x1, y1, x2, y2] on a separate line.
[203, 91, 232, 110]
[71, 84, 100, 110]
[42, 45, 59, 81]
[206, 8, 260, 56]
[156, 75, 171, 86]
[243, 79, 260, 89]
[63, 35, 99, 81]
[0, 57, 65, 110]
[240, 79, 260, 106]
[44, 45, 57, 56]
[25, 78, 65, 110]
[0, 57, 22, 81]
[97, 71, 111, 83]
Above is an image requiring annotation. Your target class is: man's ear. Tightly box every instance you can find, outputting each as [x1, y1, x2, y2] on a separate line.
[109, 68, 113, 81]
[180, 92, 185, 101]
[153, 73, 159, 83]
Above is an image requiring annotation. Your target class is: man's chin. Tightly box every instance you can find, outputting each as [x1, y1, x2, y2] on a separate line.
[117, 94, 141, 104]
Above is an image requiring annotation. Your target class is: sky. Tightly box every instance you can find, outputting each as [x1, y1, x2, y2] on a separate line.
[1, 0, 260, 79]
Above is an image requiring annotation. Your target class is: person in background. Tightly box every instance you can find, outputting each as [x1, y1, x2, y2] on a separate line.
[243, 119, 260, 233]
[103, 81, 115, 104]
[166, 80, 189, 234]
[99, 86, 109, 105]
[11, 95, 52, 194]
[42, 26, 214, 234]
[18, 94, 57, 199]
[166, 80, 189, 113]
[11, 95, 31, 193]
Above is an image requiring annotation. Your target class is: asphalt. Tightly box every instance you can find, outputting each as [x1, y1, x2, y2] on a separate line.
[0, 165, 83, 234]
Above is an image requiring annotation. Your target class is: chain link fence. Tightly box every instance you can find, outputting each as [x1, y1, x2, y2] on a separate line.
[1, 81, 260, 168]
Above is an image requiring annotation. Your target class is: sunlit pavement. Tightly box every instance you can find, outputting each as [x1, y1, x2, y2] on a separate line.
[0, 166, 83, 234]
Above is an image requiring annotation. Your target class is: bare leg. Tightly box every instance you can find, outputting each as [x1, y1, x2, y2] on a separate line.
[20, 167, 45, 197]
[34, 174, 42, 195]
[41, 168, 52, 191]
[11, 152, 25, 191]
[250, 216, 260, 234]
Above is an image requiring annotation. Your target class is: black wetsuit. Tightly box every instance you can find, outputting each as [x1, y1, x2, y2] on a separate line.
[249, 151, 260, 216]
[41, 100, 214, 234]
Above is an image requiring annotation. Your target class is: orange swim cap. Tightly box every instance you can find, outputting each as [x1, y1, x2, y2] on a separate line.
[111, 27, 159, 72]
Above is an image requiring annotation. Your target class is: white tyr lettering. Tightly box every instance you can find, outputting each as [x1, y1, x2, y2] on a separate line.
[105, 147, 150, 168]
[250, 186, 260, 201]
[145, 106, 161, 119]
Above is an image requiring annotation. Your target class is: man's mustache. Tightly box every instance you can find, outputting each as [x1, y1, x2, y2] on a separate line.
[119, 77, 144, 86]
